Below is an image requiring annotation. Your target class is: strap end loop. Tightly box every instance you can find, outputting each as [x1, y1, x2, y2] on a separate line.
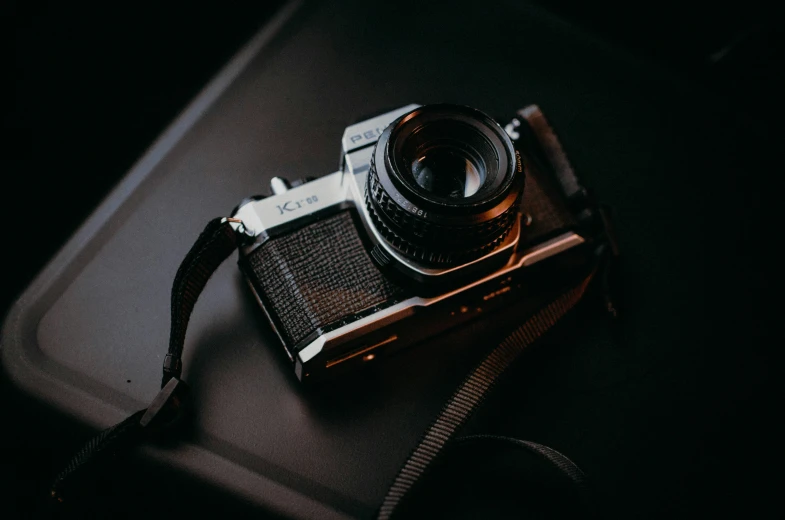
[140, 377, 190, 432]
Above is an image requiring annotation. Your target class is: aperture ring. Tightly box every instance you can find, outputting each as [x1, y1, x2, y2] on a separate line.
[365, 190, 516, 266]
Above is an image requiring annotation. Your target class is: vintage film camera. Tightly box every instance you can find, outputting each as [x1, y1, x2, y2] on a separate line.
[232, 104, 601, 382]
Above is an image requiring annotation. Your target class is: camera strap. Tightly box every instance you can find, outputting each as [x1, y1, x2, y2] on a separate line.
[49, 216, 242, 503]
[49, 214, 614, 518]
[377, 264, 602, 520]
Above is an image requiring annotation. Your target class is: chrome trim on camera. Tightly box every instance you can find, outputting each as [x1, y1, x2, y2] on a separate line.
[344, 146, 373, 174]
[297, 231, 584, 365]
[341, 104, 420, 154]
[233, 172, 350, 237]
[325, 335, 398, 368]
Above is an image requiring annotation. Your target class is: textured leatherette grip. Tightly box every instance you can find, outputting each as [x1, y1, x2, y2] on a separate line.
[243, 210, 403, 348]
[518, 164, 576, 244]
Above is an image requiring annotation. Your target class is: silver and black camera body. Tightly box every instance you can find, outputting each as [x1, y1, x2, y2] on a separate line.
[232, 104, 601, 382]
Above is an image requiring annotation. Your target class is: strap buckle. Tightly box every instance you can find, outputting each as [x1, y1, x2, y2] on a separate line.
[222, 217, 255, 243]
[139, 377, 190, 433]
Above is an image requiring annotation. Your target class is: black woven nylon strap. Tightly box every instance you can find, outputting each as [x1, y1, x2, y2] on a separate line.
[49, 410, 147, 501]
[164, 218, 241, 386]
[377, 272, 595, 520]
[50, 218, 239, 502]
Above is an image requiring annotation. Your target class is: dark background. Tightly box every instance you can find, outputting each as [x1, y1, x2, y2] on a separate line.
[2, 0, 783, 518]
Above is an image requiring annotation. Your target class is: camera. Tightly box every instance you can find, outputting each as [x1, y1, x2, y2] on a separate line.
[232, 104, 602, 382]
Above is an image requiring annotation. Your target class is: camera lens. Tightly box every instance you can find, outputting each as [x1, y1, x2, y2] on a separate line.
[367, 104, 524, 266]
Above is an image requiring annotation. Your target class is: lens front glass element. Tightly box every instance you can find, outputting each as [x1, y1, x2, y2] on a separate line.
[396, 119, 499, 204]
[410, 145, 484, 199]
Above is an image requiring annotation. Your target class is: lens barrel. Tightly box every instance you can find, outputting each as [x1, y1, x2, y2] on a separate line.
[366, 104, 524, 266]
